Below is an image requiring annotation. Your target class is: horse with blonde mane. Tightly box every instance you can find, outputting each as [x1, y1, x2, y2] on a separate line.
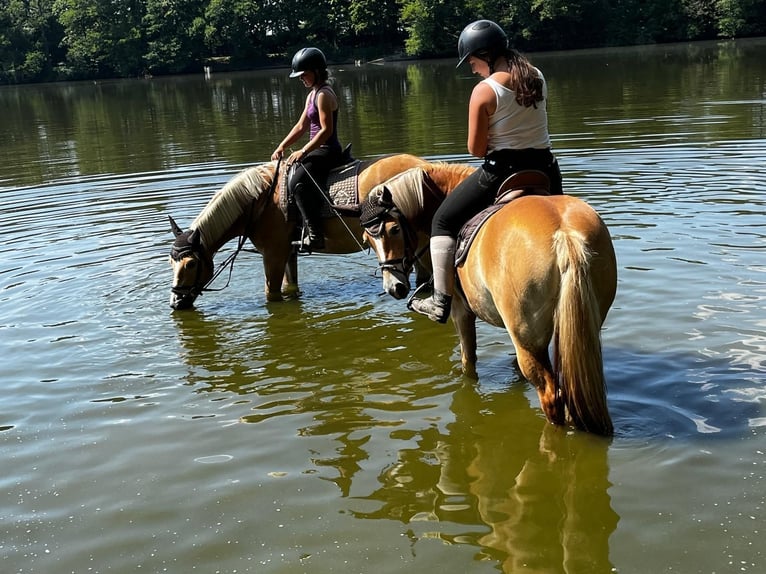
[167, 154, 428, 310]
[360, 163, 617, 435]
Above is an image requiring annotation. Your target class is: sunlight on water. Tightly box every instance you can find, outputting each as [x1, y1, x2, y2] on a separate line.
[2, 146, 765, 573]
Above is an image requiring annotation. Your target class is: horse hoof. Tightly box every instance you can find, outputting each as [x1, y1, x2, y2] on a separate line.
[282, 284, 301, 299]
[265, 291, 284, 302]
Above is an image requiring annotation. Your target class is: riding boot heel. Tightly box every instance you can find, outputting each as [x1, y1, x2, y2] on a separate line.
[409, 290, 452, 323]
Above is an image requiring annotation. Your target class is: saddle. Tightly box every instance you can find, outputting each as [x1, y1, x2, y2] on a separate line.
[278, 143, 359, 221]
[455, 170, 551, 266]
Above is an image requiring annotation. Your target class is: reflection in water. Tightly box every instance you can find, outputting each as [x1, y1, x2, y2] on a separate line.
[172, 305, 618, 572]
[2, 39, 765, 188]
[352, 383, 617, 573]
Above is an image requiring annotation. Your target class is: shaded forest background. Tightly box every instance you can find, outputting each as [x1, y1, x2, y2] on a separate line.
[2, 0, 765, 84]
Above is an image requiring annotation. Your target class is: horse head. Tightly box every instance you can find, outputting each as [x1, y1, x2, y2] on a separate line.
[168, 215, 215, 310]
[360, 183, 423, 300]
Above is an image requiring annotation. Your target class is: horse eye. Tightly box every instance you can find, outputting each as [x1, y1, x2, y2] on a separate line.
[186, 259, 197, 269]
[389, 224, 401, 236]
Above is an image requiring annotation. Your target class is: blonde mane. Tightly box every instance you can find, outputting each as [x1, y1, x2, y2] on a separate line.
[373, 162, 477, 219]
[374, 167, 428, 218]
[192, 162, 275, 244]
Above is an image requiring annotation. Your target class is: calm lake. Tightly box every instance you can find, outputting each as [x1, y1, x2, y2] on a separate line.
[1, 38, 765, 573]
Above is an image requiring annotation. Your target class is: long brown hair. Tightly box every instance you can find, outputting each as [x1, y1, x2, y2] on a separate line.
[504, 49, 544, 108]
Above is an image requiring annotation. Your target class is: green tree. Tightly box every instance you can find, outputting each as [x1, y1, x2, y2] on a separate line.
[54, 0, 146, 78]
[0, 0, 63, 82]
[400, 0, 468, 56]
[143, 0, 206, 74]
[348, 0, 404, 55]
[681, 0, 718, 39]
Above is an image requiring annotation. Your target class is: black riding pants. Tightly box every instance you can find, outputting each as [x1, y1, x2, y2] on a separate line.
[288, 145, 343, 201]
[431, 148, 563, 237]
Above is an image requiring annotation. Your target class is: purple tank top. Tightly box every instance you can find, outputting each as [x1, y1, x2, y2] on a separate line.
[308, 85, 341, 151]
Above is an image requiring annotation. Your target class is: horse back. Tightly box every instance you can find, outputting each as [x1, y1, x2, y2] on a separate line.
[357, 154, 427, 201]
[457, 195, 616, 329]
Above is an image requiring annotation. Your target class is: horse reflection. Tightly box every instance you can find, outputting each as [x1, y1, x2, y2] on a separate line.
[352, 381, 617, 572]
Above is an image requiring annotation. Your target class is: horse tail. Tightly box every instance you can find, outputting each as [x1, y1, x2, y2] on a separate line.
[552, 230, 613, 436]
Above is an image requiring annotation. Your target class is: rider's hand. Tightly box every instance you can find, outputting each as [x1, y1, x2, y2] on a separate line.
[288, 148, 306, 165]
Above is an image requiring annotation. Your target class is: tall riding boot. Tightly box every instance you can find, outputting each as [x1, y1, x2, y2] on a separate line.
[409, 236, 456, 323]
[293, 183, 325, 252]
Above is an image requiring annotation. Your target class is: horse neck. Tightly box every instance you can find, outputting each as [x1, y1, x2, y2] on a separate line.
[428, 163, 475, 197]
[191, 164, 274, 256]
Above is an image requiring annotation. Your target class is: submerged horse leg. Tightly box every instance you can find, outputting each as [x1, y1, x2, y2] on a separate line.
[262, 249, 291, 302]
[514, 345, 565, 427]
[451, 295, 479, 378]
[282, 249, 300, 298]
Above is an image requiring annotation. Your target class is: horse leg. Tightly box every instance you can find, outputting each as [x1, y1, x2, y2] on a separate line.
[451, 295, 478, 378]
[282, 248, 301, 299]
[514, 345, 566, 427]
[262, 250, 289, 302]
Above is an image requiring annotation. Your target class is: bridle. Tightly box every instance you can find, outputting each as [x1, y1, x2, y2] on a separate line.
[169, 241, 207, 300]
[362, 205, 428, 279]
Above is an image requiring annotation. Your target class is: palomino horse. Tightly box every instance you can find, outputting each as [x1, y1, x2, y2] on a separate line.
[167, 153, 428, 310]
[360, 163, 617, 435]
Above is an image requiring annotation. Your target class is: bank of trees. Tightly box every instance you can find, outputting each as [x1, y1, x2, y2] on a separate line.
[1, 0, 764, 84]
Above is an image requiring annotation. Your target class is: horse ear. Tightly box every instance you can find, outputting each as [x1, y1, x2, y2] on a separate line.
[168, 215, 184, 237]
[188, 229, 201, 247]
[380, 186, 394, 207]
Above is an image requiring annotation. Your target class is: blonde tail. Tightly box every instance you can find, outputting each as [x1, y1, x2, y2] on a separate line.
[553, 231, 613, 436]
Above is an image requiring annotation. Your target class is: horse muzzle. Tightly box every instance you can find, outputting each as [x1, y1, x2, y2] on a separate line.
[169, 287, 199, 310]
[381, 265, 411, 300]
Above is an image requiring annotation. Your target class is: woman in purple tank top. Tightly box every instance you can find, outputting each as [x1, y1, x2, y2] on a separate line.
[272, 47, 344, 252]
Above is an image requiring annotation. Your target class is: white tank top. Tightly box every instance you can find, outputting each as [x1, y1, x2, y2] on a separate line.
[483, 70, 551, 152]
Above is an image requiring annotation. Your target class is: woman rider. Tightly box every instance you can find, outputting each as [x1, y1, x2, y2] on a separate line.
[271, 47, 343, 252]
[410, 19, 563, 323]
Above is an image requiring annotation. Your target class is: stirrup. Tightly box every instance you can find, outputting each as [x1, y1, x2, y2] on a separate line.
[292, 226, 324, 254]
[407, 284, 452, 324]
[406, 280, 433, 308]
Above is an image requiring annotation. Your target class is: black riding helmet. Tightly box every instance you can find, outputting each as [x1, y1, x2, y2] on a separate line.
[456, 20, 508, 68]
[289, 47, 327, 78]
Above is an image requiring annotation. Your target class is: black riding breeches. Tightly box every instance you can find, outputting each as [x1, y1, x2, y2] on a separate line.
[288, 146, 343, 200]
[431, 148, 563, 238]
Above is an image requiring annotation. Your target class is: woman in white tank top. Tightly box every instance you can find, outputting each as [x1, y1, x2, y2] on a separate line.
[409, 19, 563, 324]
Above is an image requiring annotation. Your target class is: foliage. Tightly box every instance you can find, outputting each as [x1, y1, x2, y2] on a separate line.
[1, 0, 764, 83]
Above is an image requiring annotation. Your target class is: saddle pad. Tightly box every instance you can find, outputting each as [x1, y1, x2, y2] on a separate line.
[279, 160, 361, 221]
[455, 204, 504, 267]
